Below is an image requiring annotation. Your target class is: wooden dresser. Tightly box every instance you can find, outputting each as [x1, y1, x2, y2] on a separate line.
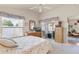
[27, 32, 42, 37]
[55, 27, 64, 43]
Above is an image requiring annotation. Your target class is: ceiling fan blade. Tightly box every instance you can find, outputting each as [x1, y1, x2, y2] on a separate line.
[29, 7, 38, 9]
[43, 7, 51, 9]
[29, 4, 51, 13]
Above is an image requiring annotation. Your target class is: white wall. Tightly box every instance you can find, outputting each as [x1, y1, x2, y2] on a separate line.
[1, 5, 79, 41]
[41, 5, 79, 20]
[40, 5, 79, 42]
[0, 8, 39, 32]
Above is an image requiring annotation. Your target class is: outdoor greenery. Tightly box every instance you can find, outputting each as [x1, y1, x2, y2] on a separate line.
[3, 20, 13, 26]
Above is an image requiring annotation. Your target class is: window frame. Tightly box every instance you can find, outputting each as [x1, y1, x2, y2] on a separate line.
[0, 16, 25, 39]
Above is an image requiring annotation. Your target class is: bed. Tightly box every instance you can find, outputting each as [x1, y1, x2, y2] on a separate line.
[0, 36, 52, 54]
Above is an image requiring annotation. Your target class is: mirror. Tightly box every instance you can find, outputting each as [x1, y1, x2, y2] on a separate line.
[29, 20, 36, 31]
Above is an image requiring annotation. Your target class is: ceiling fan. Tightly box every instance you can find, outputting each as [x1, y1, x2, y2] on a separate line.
[29, 4, 51, 13]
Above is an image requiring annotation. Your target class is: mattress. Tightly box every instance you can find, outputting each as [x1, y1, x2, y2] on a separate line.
[0, 36, 52, 54]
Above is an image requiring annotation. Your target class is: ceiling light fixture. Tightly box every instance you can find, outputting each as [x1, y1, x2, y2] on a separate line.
[29, 4, 51, 13]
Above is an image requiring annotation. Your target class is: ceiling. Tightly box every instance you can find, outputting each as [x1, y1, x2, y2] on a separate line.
[0, 4, 79, 13]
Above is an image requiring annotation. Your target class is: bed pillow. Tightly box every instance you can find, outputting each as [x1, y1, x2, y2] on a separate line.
[0, 39, 18, 48]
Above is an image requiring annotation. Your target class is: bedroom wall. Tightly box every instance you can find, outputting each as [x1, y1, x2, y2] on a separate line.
[40, 5, 79, 42]
[0, 8, 39, 32]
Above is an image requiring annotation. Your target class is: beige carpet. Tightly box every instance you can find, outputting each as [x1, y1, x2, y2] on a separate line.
[47, 39, 79, 54]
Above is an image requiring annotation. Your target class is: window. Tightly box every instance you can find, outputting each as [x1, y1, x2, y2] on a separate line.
[2, 17, 24, 27]
[0, 12, 25, 39]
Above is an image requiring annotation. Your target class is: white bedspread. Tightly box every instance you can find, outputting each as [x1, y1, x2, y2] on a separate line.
[0, 36, 52, 54]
